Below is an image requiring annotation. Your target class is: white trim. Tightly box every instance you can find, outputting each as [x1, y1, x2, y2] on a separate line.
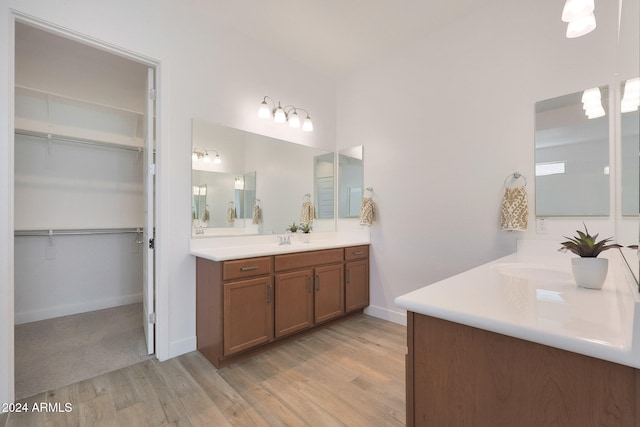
[364, 305, 407, 326]
[169, 336, 197, 359]
[14, 294, 143, 325]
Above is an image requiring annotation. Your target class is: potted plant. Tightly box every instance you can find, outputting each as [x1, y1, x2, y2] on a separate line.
[287, 222, 299, 233]
[559, 224, 621, 289]
[299, 223, 312, 243]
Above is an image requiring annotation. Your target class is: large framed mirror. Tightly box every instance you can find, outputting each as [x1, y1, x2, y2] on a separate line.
[338, 145, 364, 219]
[534, 86, 610, 216]
[191, 120, 336, 237]
[621, 78, 639, 217]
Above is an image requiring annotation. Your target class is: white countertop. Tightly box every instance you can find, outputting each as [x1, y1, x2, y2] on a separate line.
[395, 244, 640, 368]
[190, 232, 370, 261]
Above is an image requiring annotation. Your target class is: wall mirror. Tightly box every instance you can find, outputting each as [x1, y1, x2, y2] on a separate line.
[621, 78, 639, 217]
[191, 120, 335, 237]
[338, 146, 364, 218]
[534, 86, 610, 216]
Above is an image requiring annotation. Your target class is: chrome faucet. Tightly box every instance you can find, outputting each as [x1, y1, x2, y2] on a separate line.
[278, 234, 291, 245]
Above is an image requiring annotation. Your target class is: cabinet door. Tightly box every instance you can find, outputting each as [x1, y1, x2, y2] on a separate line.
[223, 276, 274, 356]
[275, 269, 314, 338]
[345, 260, 369, 313]
[314, 264, 345, 324]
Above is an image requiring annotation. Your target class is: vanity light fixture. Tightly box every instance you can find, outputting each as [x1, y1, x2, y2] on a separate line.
[621, 78, 640, 113]
[581, 87, 605, 119]
[562, 0, 597, 38]
[258, 96, 314, 132]
[192, 148, 222, 164]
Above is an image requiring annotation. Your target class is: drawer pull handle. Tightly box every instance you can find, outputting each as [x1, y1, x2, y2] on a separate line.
[316, 275, 320, 291]
[240, 266, 259, 272]
[267, 285, 272, 303]
[347, 269, 351, 284]
[308, 276, 313, 293]
[352, 251, 364, 255]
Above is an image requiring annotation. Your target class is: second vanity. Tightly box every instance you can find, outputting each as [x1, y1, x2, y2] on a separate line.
[191, 233, 370, 368]
[395, 241, 640, 426]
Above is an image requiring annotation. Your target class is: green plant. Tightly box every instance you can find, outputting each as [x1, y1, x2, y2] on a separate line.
[559, 224, 621, 258]
[300, 223, 312, 233]
[287, 222, 299, 233]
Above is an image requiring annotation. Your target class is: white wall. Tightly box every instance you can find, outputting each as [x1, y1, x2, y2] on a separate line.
[337, 0, 638, 323]
[0, 0, 336, 404]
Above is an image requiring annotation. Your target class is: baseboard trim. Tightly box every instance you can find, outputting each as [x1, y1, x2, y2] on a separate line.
[14, 293, 143, 324]
[364, 305, 407, 326]
[169, 336, 197, 359]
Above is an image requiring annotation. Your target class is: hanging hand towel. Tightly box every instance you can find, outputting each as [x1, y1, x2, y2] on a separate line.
[226, 205, 237, 224]
[201, 208, 210, 223]
[252, 204, 262, 225]
[359, 197, 376, 226]
[501, 186, 528, 231]
[300, 201, 316, 224]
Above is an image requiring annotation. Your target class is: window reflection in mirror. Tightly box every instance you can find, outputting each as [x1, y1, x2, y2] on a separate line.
[621, 79, 639, 216]
[338, 146, 364, 218]
[535, 87, 610, 216]
[315, 153, 335, 219]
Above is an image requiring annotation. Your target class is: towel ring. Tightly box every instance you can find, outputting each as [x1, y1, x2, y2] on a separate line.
[504, 172, 527, 188]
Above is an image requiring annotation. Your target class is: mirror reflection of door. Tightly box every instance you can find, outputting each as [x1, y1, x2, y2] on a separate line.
[338, 146, 364, 219]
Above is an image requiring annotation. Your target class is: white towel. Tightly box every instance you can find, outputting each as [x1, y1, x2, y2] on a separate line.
[201, 208, 210, 223]
[300, 201, 316, 224]
[359, 197, 376, 226]
[501, 186, 528, 231]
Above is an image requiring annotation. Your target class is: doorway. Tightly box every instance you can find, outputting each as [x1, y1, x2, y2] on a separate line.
[12, 19, 158, 399]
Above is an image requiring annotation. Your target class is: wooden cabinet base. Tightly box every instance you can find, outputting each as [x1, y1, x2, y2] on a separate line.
[406, 312, 640, 427]
[208, 309, 364, 369]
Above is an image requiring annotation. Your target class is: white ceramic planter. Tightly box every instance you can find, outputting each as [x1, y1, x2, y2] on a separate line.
[571, 258, 608, 289]
[301, 233, 311, 243]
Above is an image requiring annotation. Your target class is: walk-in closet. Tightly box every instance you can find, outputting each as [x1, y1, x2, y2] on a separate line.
[13, 22, 156, 399]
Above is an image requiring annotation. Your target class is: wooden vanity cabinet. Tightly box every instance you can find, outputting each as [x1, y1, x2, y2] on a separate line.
[197, 245, 369, 368]
[274, 269, 314, 338]
[345, 245, 369, 313]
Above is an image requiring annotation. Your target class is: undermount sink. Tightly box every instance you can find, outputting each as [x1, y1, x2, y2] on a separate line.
[493, 263, 573, 282]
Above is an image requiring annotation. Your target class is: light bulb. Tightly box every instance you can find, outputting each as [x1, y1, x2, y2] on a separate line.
[258, 101, 271, 119]
[214, 153, 222, 164]
[204, 152, 211, 163]
[192, 152, 198, 161]
[288, 111, 301, 128]
[621, 98, 639, 113]
[274, 105, 286, 123]
[302, 115, 313, 132]
[581, 87, 601, 103]
[586, 106, 605, 119]
[562, 0, 595, 22]
[566, 12, 596, 38]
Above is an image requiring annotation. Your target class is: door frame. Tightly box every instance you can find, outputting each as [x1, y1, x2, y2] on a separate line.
[5, 10, 167, 403]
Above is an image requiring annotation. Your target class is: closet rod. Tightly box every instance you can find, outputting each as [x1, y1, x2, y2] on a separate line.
[15, 130, 144, 153]
[14, 227, 143, 237]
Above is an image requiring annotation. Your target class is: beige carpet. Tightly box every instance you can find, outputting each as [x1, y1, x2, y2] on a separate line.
[14, 303, 152, 399]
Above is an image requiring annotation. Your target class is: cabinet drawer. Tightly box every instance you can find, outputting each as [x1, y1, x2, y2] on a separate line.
[223, 256, 272, 281]
[275, 248, 344, 272]
[344, 245, 369, 261]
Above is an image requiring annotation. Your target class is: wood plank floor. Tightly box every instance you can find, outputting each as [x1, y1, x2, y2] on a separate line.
[3, 314, 406, 426]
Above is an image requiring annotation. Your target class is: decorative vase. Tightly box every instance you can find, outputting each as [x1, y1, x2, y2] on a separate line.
[301, 233, 310, 243]
[571, 258, 608, 289]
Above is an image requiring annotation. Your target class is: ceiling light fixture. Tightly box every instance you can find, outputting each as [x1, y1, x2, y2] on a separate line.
[562, 0, 597, 38]
[192, 148, 222, 164]
[621, 78, 640, 113]
[581, 87, 605, 119]
[258, 96, 314, 132]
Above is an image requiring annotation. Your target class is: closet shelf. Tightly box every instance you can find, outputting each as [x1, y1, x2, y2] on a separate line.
[15, 130, 145, 153]
[15, 227, 143, 237]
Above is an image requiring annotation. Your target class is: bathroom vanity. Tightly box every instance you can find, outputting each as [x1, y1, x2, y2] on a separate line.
[396, 243, 640, 426]
[192, 239, 369, 368]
